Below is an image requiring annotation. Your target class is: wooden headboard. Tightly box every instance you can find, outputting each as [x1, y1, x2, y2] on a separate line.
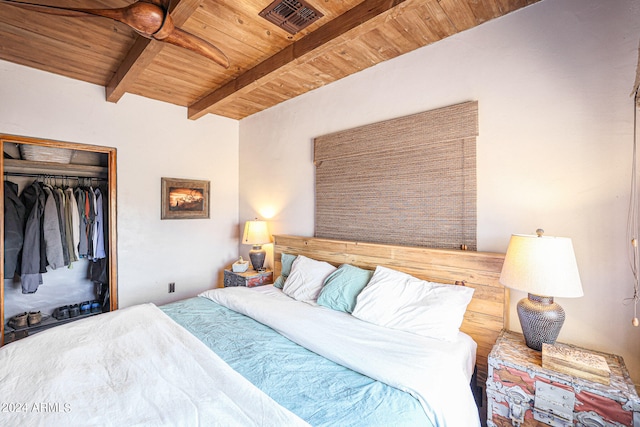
[273, 234, 508, 404]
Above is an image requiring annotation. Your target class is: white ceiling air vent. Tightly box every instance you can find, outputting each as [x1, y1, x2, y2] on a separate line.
[259, 0, 324, 35]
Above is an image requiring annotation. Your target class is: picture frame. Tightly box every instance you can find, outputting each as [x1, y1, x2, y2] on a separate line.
[161, 177, 210, 220]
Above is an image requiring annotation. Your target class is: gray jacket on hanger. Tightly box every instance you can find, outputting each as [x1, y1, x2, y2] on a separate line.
[4, 181, 25, 279]
[43, 186, 65, 270]
[20, 182, 45, 293]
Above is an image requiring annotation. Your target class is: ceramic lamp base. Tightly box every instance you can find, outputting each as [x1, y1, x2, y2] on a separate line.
[517, 293, 565, 351]
[249, 245, 266, 271]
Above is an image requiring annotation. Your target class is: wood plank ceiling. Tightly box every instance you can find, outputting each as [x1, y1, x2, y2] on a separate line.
[0, 0, 539, 120]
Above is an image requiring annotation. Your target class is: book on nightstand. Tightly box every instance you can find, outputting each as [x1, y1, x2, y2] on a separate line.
[542, 342, 611, 385]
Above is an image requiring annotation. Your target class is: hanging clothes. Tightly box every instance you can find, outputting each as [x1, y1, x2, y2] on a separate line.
[66, 187, 80, 261]
[62, 187, 76, 263]
[20, 182, 46, 293]
[20, 182, 47, 274]
[6, 176, 108, 292]
[4, 181, 25, 279]
[86, 187, 95, 260]
[90, 186, 108, 284]
[54, 187, 70, 266]
[92, 188, 106, 261]
[74, 187, 88, 258]
[42, 185, 65, 270]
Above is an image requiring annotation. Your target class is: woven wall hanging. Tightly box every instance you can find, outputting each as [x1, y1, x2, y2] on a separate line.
[314, 101, 478, 250]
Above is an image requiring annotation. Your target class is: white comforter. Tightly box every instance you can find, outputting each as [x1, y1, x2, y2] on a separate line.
[202, 285, 481, 427]
[0, 303, 308, 426]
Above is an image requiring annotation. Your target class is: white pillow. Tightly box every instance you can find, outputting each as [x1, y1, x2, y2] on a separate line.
[352, 266, 474, 341]
[282, 255, 337, 303]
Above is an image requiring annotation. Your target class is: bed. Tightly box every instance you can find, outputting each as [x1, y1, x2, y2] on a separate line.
[0, 235, 507, 426]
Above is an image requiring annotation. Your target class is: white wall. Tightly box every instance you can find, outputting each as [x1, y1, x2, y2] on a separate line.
[0, 60, 240, 308]
[240, 0, 640, 385]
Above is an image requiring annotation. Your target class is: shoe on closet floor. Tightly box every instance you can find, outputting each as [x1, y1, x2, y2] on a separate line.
[69, 304, 80, 318]
[52, 305, 69, 320]
[28, 311, 42, 326]
[90, 301, 101, 313]
[8, 312, 28, 329]
[79, 301, 91, 315]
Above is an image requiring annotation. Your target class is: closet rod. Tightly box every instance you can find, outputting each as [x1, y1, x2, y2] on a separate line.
[3, 171, 107, 181]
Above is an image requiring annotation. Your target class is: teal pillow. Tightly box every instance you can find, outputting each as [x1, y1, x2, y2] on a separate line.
[317, 264, 373, 313]
[273, 275, 286, 288]
[273, 252, 297, 289]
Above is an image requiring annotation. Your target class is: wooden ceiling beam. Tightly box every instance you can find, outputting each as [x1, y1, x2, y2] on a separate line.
[187, 0, 408, 120]
[105, 0, 204, 103]
[106, 37, 160, 102]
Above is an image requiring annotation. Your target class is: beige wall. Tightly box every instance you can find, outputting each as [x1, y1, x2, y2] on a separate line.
[239, 0, 640, 385]
[0, 60, 240, 308]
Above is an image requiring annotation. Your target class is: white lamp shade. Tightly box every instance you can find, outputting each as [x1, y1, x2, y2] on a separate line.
[499, 233, 583, 298]
[242, 220, 270, 245]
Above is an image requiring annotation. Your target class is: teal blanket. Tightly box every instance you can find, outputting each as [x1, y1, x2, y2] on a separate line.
[161, 297, 429, 427]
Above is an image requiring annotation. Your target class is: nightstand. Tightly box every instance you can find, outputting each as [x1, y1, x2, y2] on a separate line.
[223, 269, 273, 287]
[487, 330, 639, 426]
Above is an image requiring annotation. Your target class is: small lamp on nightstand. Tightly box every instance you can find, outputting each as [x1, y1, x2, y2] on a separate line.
[499, 229, 583, 351]
[242, 219, 271, 271]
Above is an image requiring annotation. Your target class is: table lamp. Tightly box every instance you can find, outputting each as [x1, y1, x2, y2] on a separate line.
[499, 229, 583, 351]
[242, 219, 270, 271]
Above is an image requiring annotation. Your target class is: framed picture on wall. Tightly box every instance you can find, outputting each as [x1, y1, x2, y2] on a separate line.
[161, 177, 210, 220]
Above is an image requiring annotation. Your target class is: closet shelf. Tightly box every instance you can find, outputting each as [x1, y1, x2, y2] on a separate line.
[3, 159, 108, 178]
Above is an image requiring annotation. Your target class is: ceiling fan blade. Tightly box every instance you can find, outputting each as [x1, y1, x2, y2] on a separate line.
[1, 0, 229, 68]
[1, 0, 166, 37]
[163, 27, 229, 69]
[0, 0, 95, 17]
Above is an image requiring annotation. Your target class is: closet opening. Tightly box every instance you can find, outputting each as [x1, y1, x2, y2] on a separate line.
[1, 135, 117, 345]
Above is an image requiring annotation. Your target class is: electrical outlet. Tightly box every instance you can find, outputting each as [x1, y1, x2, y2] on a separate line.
[169, 282, 175, 293]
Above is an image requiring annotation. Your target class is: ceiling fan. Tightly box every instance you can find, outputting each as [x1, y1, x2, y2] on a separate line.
[0, 0, 230, 68]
